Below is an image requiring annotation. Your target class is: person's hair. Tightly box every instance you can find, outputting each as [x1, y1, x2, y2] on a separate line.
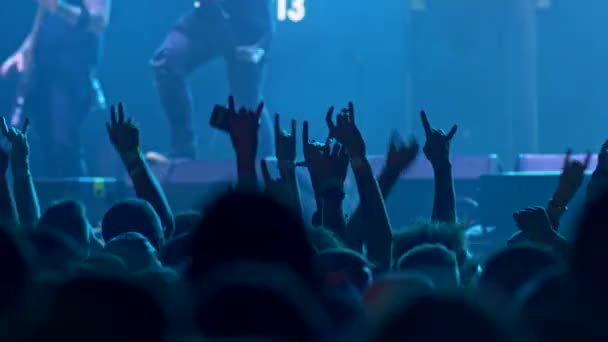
[77, 253, 128, 277]
[104, 232, 162, 272]
[306, 225, 346, 252]
[31, 275, 167, 342]
[38, 200, 91, 248]
[315, 247, 373, 292]
[173, 211, 202, 237]
[102, 199, 164, 250]
[392, 221, 468, 267]
[479, 245, 561, 298]
[397, 243, 460, 288]
[188, 190, 318, 287]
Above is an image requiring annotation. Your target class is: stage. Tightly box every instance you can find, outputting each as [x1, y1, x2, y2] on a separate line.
[29, 153, 592, 258]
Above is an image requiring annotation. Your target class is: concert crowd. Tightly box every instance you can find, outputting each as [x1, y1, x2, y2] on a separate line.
[0, 95, 604, 341]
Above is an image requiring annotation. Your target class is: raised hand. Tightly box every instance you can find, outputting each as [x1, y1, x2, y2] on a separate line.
[553, 150, 591, 206]
[327, 102, 366, 158]
[303, 121, 349, 195]
[596, 140, 608, 173]
[385, 131, 419, 174]
[274, 114, 296, 163]
[1, 52, 25, 77]
[106, 103, 140, 155]
[227, 96, 263, 163]
[420, 110, 458, 164]
[1, 117, 30, 168]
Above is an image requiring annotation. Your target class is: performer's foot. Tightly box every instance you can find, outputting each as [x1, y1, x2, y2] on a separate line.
[145, 151, 171, 164]
[145, 151, 196, 164]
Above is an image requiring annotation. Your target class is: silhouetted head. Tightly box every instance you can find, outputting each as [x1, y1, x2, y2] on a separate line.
[32, 275, 167, 342]
[38, 200, 91, 248]
[102, 199, 163, 250]
[368, 293, 520, 342]
[397, 243, 460, 289]
[392, 222, 469, 269]
[28, 229, 86, 273]
[194, 262, 332, 340]
[188, 190, 318, 286]
[76, 253, 127, 277]
[479, 245, 561, 299]
[516, 268, 577, 342]
[104, 232, 162, 272]
[315, 247, 373, 293]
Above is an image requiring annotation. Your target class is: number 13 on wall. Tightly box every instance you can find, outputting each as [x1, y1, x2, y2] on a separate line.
[277, 0, 306, 22]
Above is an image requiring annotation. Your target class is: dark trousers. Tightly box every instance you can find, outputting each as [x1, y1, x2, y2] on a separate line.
[25, 69, 91, 178]
[151, 7, 273, 158]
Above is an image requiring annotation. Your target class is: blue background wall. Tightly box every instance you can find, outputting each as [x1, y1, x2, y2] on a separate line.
[2, 1, 607, 174]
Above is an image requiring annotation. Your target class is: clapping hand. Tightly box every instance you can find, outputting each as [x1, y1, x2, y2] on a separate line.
[420, 110, 458, 165]
[227, 96, 263, 163]
[106, 103, 140, 156]
[326, 102, 366, 158]
[385, 131, 419, 174]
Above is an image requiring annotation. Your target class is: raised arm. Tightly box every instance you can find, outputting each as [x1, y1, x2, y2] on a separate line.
[331, 103, 393, 268]
[547, 150, 591, 230]
[303, 110, 349, 238]
[420, 111, 458, 224]
[260, 114, 302, 219]
[1, 118, 40, 227]
[224, 96, 263, 190]
[0, 121, 18, 226]
[344, 132, 419, 253]
[106, 103, 175, 238]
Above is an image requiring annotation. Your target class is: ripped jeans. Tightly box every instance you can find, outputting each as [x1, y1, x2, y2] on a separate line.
[151, 7, 273, 159]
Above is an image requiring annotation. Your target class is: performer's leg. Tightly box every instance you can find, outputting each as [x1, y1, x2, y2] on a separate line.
[44, 77, 91, 177]
[225, 56, 274, 158]
[150, 9, 224, 158]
